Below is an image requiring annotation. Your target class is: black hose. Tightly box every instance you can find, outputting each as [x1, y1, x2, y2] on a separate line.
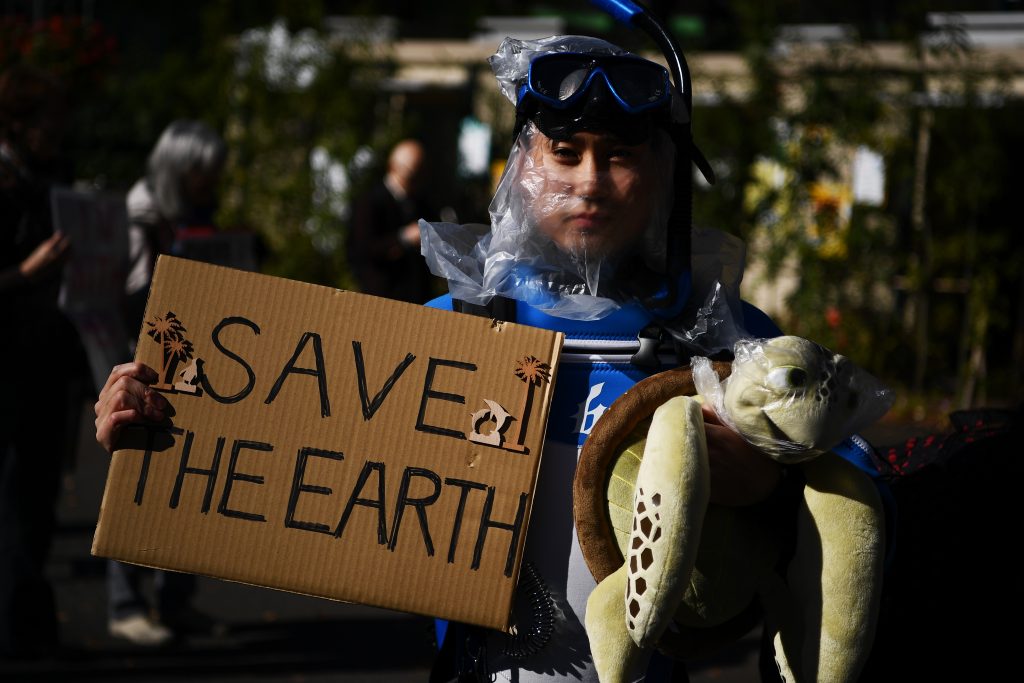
[634, 10, 694, 310]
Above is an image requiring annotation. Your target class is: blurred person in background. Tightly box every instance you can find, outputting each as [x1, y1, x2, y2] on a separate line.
[347, 138, 443, 304]
[0, 64, 89, 660]
[123, 118, 228, 337]
[106, 118, 228, 647]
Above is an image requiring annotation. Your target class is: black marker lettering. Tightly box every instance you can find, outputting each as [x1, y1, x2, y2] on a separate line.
[286, 447, 344, 535]
[265, 332, 331, 417]
[443, 478, 487, 564]
[130, 424, 183, 505]
[169, 432, 224, 513]
[352, 341, 416, 421]
[201, 317, 260, 404]
[217, 439, 272, 522]
[472, 488, 528, 577]
[387, 467, 442, 554]
[416, 357, 477, 438]
[333, 461, 387, 544]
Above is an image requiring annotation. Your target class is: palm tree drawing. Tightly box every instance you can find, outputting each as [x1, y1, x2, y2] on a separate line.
[512, 355, 552, 449]
[146, 311, 193, 390]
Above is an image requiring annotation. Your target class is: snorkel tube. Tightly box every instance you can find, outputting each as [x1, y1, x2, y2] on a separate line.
[589, 0, 715, 310]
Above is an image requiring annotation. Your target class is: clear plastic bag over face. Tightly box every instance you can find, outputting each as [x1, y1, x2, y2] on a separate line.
[419, 36, 676, 321]
[692, 336, 895, 464]
[422, 120, 675, 320]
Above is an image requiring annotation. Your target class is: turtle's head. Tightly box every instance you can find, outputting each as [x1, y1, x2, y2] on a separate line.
[721, 336, 891, 464]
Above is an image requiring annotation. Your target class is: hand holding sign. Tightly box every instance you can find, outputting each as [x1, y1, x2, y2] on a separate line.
[94, 362, 170, 453]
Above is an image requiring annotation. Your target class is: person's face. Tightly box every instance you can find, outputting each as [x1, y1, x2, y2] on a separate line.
[183, 164, 222, 211]
[390, 143, 426, 197]
[16, 105, 66, 166]
[525, 130, 658, 260]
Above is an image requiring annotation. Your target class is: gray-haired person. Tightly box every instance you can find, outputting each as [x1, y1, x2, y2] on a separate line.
[123, 119, 227, 334]
[108, 119, 227, 646]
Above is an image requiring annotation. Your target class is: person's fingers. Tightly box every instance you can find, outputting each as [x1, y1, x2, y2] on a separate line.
[96, 378, 165, 417]
[51, 230, 71, 254]
[98, 362, 159, 399]
[94, 363, 166, 453]
[704, 420, 782, 506]
[94, 392, 166, 453]
[700, 402, 724, 425]
[95, 408, 144, 453]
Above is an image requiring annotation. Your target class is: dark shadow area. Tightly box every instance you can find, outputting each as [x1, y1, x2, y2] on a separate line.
[861, 407, 1023, 680]
[685, 626, 762, 674]
[0, 615, 436, 681]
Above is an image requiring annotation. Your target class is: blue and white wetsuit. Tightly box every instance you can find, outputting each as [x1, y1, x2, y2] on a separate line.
[427, 287, 781, 683]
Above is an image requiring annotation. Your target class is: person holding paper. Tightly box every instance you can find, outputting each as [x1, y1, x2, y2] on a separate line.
[0, 64, 89, 660]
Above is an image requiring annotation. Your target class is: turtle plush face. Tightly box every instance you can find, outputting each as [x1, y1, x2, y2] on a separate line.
[723, 336, 867, 464]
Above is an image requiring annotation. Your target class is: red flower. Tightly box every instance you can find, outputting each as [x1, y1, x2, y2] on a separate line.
[1, 13, 117, 80]
[825, 306, 842, 329]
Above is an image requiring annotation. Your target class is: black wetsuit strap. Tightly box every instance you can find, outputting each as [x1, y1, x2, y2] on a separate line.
[451, 296, 517, 323]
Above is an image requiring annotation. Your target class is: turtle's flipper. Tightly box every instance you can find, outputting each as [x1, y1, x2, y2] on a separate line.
[770, 452, 885, 682]
[625, 395, 710, 648]
[586, 565, 650, 682]
[757, 571, 802, 682]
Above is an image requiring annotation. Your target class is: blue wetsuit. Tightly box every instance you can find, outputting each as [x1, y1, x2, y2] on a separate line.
[426, 282, 782, 682]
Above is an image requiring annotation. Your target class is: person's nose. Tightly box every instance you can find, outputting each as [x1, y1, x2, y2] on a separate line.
[575, 153, 609, 200]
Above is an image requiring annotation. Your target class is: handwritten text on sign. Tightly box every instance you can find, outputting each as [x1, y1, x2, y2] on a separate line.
[93, 256, 562, 631]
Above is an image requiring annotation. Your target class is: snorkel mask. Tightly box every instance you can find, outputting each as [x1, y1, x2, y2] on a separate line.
[514, 52, 673, 145]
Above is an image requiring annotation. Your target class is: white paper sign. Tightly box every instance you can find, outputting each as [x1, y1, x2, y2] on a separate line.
[51, 186, 132, 391]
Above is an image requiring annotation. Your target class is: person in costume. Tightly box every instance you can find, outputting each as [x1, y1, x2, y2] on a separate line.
[422, 35, 802, 683]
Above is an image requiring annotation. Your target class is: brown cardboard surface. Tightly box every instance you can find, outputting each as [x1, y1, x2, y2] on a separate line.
[92, 255, 562, 631]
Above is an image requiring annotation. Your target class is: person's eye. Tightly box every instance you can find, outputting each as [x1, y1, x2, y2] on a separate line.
[609, 147, 633, 160]
[551, 146, 580, 162]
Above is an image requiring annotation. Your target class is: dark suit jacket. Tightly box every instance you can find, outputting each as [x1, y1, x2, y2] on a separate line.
[347, 180, 438, 304]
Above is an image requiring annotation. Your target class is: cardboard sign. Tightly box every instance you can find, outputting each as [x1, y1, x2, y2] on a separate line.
[92, 256, 563, 631]
[51, 186, 132, 391]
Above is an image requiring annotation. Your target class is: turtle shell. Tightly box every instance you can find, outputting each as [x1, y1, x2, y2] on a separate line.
[573, 362, 778, 660]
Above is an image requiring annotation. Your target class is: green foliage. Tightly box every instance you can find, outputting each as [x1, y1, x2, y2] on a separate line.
[8, 1, 1020, 407]
[6, 3, 399, 292]
[710, 5, 1023, 406]
[214, 18, 389, 288]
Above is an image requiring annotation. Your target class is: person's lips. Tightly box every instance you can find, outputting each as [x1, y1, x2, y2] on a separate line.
[568, 212, 608, 232]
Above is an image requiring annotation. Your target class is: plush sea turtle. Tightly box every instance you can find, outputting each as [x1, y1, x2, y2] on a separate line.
[574, 335, 894, 682]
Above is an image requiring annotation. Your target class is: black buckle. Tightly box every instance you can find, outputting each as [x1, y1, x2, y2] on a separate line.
[631, 324, 664, 370]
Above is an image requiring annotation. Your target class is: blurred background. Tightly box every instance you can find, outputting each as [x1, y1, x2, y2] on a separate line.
[4, 0, 1023, 418]
[3, 1, 1022, 680]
